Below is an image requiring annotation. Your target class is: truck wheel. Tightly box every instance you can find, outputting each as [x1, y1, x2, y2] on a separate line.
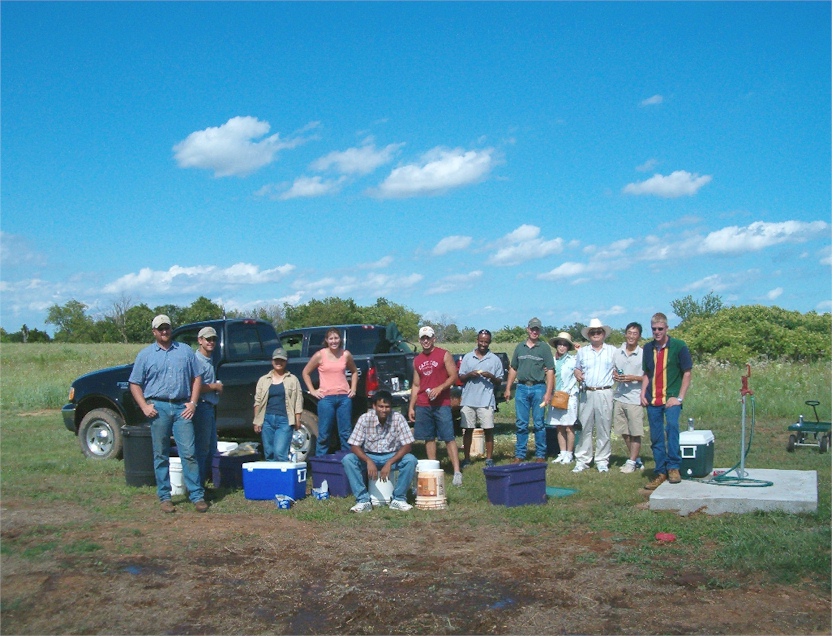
[292, 409, 318, 462]
[787, 434, 797, 452]
[79, 408, 124, 460]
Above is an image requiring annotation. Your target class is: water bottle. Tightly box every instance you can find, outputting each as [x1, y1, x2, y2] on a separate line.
[687, 417, 694, 432]
[321, 479, 328, 494]
[799, 415, 804, 425]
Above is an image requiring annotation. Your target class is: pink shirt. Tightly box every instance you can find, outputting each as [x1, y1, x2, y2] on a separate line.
[318, 350, 350, 396]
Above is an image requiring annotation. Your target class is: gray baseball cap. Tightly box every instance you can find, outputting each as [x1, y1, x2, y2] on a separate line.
[271, 347, 288, 360]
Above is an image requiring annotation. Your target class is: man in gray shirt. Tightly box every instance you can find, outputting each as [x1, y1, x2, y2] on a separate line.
[613, 322, 645, 473]
[129, 314, 206, 513]
[194, 326, 223, 488]
[458, 329, 504, 468]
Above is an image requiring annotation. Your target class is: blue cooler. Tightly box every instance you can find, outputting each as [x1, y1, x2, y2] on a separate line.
[242, 461, 307, 500]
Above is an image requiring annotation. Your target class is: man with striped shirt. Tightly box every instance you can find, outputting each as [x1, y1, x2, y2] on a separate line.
[640, 313, 693, 490]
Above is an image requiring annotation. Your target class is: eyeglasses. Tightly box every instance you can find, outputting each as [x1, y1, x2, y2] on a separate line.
[155, 325, 171, 332]
[651, 327, 666, 332]
[528, 327, 541, 332]
[588, 329, 604, 336]
[204, 337, 217, 342]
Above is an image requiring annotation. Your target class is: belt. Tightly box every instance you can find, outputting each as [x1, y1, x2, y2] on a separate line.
[147, 397, 189, 403]
[521, 381, 544, 386]
[585, 386, 612, 391]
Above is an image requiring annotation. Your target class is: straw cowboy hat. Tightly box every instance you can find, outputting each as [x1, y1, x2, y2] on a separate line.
[548, 331, 575, 350]
[580, 318, 612, 340]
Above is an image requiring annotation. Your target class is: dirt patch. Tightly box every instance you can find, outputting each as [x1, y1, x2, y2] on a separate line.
[1, 499, 830, 636]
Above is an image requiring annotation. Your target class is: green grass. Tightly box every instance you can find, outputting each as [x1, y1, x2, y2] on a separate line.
[0, 341, 830, 587]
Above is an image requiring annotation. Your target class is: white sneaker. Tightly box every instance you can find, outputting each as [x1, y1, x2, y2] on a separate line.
[597, 463, 609, 473]
[552, 452, 565, 464]
[572, 462, 589, 473]
[350, 501, 372, 513]
[389, 499, 413, 511]
[559, 453, 574, 465]
[452, 472, 463, 487]
[620, 460, 637, 473]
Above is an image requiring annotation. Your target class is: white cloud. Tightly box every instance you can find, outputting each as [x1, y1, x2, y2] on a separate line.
[766, 287, 784, 300]
[695, 220, 829, 256]
[433, 235, 473, 256]
[488, 225, 564, 266]
[820, 246, 832, 266]
[0, 232, 47, 268]
[359, 256, 394, 269]
[623, 170, 712, 198]
[426, 271, 483, 295]
[292, 272, 423, 298]
[311, 141, 403, 175]
[278, 175, 346, 200]
[373, 147, 496, 198]
[636, 158, 658, 172]
[682, 270, 759, 293]
[640, 94, 664, 107]
[816, 300, 832, 312]
[173, 116, 311, 177]
[538, 262, 590, 281]
[103, 262, 295, 296]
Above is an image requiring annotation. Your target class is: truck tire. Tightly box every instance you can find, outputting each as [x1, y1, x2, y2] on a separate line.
[79, 408, 125, 460]
[292, 409, 318, 462]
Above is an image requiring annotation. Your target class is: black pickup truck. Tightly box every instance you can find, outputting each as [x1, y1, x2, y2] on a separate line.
[62, 319, 416, 462]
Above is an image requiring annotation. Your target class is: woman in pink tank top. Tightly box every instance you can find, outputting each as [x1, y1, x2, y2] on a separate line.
[302, 328, 359, 456]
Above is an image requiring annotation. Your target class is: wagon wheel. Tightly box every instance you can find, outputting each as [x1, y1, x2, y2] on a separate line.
[787, 434, 797, 452]
[820, 434, 829, 454]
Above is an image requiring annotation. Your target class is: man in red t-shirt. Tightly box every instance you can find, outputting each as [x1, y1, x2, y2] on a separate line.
[408, 326, 463, 486]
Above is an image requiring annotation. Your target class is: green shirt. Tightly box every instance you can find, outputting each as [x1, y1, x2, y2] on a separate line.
[510, 341, 555, 383]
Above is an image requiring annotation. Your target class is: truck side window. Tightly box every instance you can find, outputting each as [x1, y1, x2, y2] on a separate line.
[280, 334, 304, 359]
[175, 328, 200, 352]
[307, 328, 330, 357]
[258, 324, 278, 354]
[227, 323, 261, 361]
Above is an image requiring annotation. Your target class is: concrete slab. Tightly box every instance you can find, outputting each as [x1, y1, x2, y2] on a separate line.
[649, 469, 818, 516]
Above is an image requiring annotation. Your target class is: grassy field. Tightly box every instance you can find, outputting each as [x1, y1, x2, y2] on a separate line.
[1, 342, 831, 589]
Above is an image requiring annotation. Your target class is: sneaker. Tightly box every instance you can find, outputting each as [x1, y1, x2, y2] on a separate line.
[461, 459, 473, 469]
[160, 500, 175, 514]
[645, 474, 667, 490]
[194, 500, 209, 513]
[552, 452, 565, 464]
[559, 453, 574, 465]
[389, 499, 413, 511]
[350, 501, 373, 513]
[510, 457, 523, 464]
[572, 462, 589, 473]
[668, 469, 682, 484]
[452, 472, 463, 487]
[597, 463, 609, 473]
[634, 458, 644, 469]
[484, 458, 495, 467]
[620, 460, 637, 474]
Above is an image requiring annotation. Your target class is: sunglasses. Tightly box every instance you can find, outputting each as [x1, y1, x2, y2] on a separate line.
[154, 325, 171, 332]
[588, 329, 605, 336]
[651, 327, 666, 332]
[204, 337, 217, 342]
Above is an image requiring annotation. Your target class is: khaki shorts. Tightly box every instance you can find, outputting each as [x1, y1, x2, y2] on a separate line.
[613, 401, 644, 436]
[461, 406, 495, 429]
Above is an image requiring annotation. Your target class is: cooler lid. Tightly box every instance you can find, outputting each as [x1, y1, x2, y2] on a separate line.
[679, 430, 714, 445]
[243, 461, 307, 470]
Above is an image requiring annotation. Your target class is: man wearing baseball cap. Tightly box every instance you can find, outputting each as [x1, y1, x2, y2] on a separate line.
[129, 315, 207, 513]
[503, 317, 555, 463]
[194, 326, 223, 489]
[408, 326, 463, 486]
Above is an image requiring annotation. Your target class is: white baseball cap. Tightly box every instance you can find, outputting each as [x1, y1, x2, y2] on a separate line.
[418, 326, 435, 338]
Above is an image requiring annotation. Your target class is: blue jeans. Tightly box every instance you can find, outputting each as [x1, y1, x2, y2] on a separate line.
[193, 402, 217, 486]
[514, 383, 547, 459]
[647, 404, 682, 475]
[149, 401, 204, 503]
[316, 394, 353, 455]
[262, 413, 293, 461]
[342, 451, 417, 503]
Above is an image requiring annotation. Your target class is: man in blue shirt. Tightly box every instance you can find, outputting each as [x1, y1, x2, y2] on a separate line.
[458, 329, 504, 468]
[129, 314, 206, 513]
[194, 326, 223, 489]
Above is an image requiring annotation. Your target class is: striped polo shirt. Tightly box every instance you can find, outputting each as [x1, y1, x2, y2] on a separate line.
[642, 337, 693, 406]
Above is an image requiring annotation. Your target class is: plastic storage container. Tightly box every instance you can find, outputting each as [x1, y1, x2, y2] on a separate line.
[679, 429, 715, 478]
[483, 462, 547, 507]
[212, 453, 260, 489]
[242, 461, 307, 501]
[309, 452, 352, 497]
[122, 424, 156, 487]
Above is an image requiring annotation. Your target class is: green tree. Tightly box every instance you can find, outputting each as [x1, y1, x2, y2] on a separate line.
[123, 304, 156, 342]
[361, 298, 420, 339]
[285, 297, 363, 328]
[494, 325, 527, 342]
[180, 296, 225, 324]
[46, 300, 98, 342]
[152, 304, 185, 327]
[671, 291, 724, 325]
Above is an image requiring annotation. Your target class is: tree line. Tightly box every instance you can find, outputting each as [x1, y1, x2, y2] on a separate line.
[2, 293, 829, 364]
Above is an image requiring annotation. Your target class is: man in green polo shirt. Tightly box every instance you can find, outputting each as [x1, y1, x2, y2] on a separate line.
[504, 317, 554, 463]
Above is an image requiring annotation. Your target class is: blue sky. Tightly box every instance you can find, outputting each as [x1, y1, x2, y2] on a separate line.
[2, 1, 831, 335]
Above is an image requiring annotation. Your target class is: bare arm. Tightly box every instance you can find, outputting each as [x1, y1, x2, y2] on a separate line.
[504, 366, 517, 402]
[301, 352, 323, 398]
[667, 369, 691, 408]
[408, 368, 420, 421]
[345, 351, 359, 397]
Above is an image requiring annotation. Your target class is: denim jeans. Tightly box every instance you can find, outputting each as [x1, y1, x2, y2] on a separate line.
[342, 451, 417, 503]
[193, 402, 217, 485]
[316, 394, 353, 455]
[262, 413, 292, 461]
[514, 383, 547, 459]
[647, 404, 682, 475]
[149, 401, 204, 503]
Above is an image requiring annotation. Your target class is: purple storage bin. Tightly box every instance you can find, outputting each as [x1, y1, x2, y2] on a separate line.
[483, 463, 547, 507]
[309, 451, 352, 497]
[212, 452, 260, 489]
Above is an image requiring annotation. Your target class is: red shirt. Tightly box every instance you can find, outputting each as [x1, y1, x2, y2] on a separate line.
[414, 347, 451, 407]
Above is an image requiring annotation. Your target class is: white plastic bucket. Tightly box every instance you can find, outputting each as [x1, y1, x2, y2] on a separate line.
[216, 441, 238, 454]
[169, 457, 186, 496]
[369, 475, 395, 505]
[417, 459, 441, 472]
[471, 428, 486, 457]
[416, 469, 447, 510]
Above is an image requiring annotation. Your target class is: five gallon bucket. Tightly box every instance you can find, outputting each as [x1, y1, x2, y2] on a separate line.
[416, 468, 447, 510]
[169, 457, 186, 496]
[369, 476, 395, 506]
[122, 424, 155, 487]
[471, 428, 485, 457]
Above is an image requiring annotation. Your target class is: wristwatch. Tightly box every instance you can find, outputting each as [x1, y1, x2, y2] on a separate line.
[676, 397, 683, 404]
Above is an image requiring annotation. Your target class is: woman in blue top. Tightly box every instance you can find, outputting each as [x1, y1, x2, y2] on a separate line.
[547, 332, 579, 465]
[253, 348, 303, 461]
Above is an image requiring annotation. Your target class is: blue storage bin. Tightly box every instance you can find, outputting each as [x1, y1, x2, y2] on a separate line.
[309, 452, 352, 497]
[242, 461, 307, 501]
[483, 463, 547, 507]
